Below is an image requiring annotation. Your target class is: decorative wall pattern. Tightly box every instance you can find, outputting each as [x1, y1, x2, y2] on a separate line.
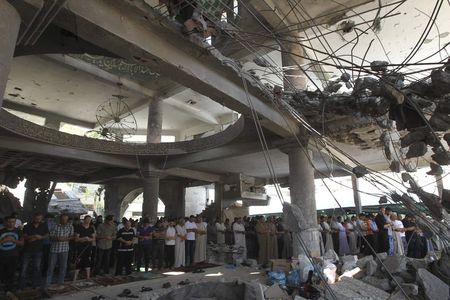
[69, 54, 160, 81]
[0, 109, 244, 156]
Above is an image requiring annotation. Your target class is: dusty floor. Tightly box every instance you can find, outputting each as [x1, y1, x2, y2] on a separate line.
[50, 265, 265, 300]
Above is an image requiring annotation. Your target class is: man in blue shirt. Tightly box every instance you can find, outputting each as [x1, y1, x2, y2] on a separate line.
[0, 215, 24, 297]
[136, 218, 153, 272]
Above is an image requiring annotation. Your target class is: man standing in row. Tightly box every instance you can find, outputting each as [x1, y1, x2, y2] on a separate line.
[45, 214, 74, 291]
[185, 215, 197, 266]
[95, 215, 116, 275]
[19, 212, 49, 290]
[0, 215, 24, 298]
[116, 220, 135, 275]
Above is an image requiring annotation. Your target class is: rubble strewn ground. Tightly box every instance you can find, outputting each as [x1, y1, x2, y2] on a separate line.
[43, 251, 450, 300]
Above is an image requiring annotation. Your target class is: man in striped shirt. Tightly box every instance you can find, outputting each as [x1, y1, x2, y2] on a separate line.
[115, 220, 135, 275]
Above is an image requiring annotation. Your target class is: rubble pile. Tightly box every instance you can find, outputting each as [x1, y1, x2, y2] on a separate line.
[318, 252, 450, 300]
[286, 60, 450, 175]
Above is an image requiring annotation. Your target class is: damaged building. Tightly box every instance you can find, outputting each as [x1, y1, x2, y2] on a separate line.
[0, 0, 449, 299]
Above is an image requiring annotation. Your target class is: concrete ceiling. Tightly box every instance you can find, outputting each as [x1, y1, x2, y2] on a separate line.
[4, 54, 235, 138]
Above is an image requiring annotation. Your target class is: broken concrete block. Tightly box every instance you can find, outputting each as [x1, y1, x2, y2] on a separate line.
[390, 160, 401, 173]
[432, 150, 450, 165]
[431, 254, 450, 286]
[341, 255, 358, 273]
[427, 162, 443, 176]
[371, 61, 389, 72]
[389, 275, 405, 289]
[431, 69, 450, 96]
[382, 256, 407, 274]
[405, 142, 428, 158]
[430, 113, 450, 131]
[362, 276, 391, 291]
[325, 278, 390, 300]
[365, 260, 379, 276]
[341, 261, 358, 273]
[353, 165, 368, 178]
[323, 249, 339, 263]
[416, 268, 450, 300]
[339, 267, 365, 280]
[400, 283, 419, 296]
[398, 271, 415, 283]
[406, 258, 429, 271]
[376, 252, 388, 262]
[356, 255, 374, 268]
[444, 133, 450, 147]
[265, 284, 289, 299]
[400, 128, 428, 148]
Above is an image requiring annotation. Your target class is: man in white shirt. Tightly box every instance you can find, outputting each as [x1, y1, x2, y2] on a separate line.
[165, 220, 176, 268]
[233, 217, 246, 259]
[184, 216, 197, 266]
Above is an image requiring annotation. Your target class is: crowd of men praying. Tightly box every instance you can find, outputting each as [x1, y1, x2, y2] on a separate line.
[0, 207, 440, 298]
[319, 207, 431, 258]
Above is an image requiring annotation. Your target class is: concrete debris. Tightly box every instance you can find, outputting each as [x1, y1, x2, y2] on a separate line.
[365, 260, 379, 276]
[431, 254, 450, 286]
[326, 277, 391, 300]
[338, 267, 365, 280]
[339, 20, 355, 33]
[431, 69, 450, 97]
[400, 129, 428, 148]
[427, 162, 443, 176]
[390, 160, 401, 173]
[264, 284, 289, 299]
[323, 249, 339, 263]
[389, 276, 405, 289]
[405, 142, 428, 159]
[429, 112, 450, 131]
[371, 61, 389, 73]
[416, 268, 450, 300]
[362, 276, 391, 291]
[399, 283, 419, 296]
[356, 255, 374, 268]
[353, 165, 368, 178]
[376, 252, 388, 262]
[340, 72, 351, 82]
[444, 133, 450, 147]
[382, 256, 407, 274]
[398, 271, 416, 283]
[431, 150, 450, 165]
[406, 258, 429, 271]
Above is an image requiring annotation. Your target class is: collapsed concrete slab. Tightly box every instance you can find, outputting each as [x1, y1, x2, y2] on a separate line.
[416, 268, 450, 300]
[326, 277, 391, 300]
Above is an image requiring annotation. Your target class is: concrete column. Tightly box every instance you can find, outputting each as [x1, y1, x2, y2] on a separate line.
[351, 174, 362, 214]
[0, 1, 20, 108]
[146, 97, 163, 143]
[142, 96, 163, 220]
[104, 184, 122, 221]
[280, 32, 320, 257]
[44, 118, 61, 130]
[280, 31, 307, 92]
[286, 145, 321, 257]
[142, 175, 159, 222]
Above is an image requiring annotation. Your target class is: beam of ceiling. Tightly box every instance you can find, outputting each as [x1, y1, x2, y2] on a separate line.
[163, 140, 279, 169]
[2, 99, 95, 128]
[57, 0, 299, 137]
[164, 167, 222, 182]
